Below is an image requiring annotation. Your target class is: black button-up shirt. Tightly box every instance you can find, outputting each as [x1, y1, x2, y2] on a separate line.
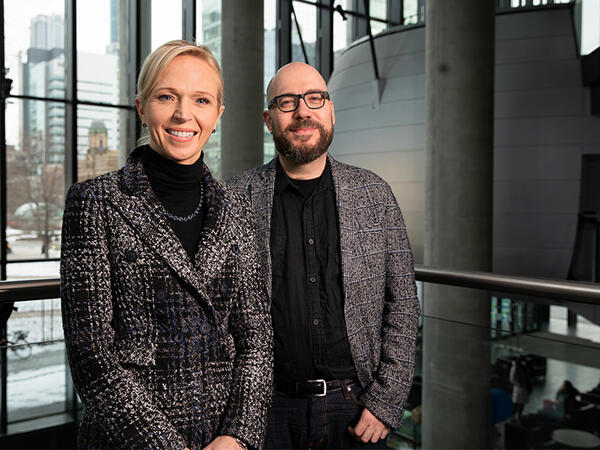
[270, 159, 356, 383]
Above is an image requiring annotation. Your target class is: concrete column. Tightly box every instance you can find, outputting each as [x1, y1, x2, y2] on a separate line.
[423, 1, 495, 448]
[220, 0, 264, 180]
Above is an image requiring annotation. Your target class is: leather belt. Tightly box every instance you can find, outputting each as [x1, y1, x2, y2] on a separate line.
[275, 378, 357, 398]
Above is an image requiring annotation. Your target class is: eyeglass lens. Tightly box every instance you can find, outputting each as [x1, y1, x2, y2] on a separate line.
[278, 92, 327, 111]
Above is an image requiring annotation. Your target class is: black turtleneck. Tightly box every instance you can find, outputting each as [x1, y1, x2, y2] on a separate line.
[142, 146, 204, 259]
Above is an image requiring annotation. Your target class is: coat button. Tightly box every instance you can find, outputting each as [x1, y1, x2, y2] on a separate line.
[231, 244, 240, 254]
[155, 290, 166, 301]
[219, 281, 229, 296]
[309, 276, 317, 284]
[199, 321, 211, 335]
[125, 250, 137, 262]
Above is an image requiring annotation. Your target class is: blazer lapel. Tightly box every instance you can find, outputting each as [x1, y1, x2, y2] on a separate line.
[109, 152, 212, 305]
[329, 155, 358, 305]
[193, 171, 230, 283]
[250, 159, 277, 298]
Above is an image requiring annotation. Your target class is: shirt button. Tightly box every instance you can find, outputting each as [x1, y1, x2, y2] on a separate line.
[309, 276, 316, 283]
[219, 281, 229, 296]
[124, 250, 137, 262]
[308, 238, 314, 245]
[313, 319, 319, 326]
[199, 321, 212, 335]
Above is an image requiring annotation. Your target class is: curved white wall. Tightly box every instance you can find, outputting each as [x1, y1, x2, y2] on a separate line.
[328, 7, 600, 279]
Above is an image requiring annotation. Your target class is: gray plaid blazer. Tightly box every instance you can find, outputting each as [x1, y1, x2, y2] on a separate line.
[227, 154, 420, 428]
[61, 148, 273, 449]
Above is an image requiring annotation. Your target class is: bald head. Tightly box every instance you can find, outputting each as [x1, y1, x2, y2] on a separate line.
[266, 62, 328, 101]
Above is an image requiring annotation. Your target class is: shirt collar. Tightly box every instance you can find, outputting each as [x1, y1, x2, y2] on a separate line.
[274, 157, 334, 195]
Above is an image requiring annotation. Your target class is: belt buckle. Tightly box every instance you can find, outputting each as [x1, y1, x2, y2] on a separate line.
[308, 379, 327, 397]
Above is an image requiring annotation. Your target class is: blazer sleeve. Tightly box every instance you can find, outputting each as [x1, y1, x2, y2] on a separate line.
[359, 185, 421, 428]
[60, 182, 187, 449]
[218, 202, 274, 449]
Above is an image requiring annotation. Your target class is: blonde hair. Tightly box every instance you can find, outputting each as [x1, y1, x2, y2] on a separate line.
[136, 40, 223, 110]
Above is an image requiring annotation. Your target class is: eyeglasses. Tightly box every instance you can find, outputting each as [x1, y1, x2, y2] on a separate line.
[268, 90, 330, 112]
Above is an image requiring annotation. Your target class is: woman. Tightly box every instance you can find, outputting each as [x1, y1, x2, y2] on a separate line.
[61, 41, 273, 449]
[509, 357, 531, 423]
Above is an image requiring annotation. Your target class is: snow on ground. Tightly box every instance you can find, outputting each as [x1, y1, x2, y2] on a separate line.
[4, 259, 66, 419]
[7, 259, 60, 279]
[7, 364, 66, 412]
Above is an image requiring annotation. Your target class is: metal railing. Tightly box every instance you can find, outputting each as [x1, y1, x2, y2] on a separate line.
[0, 264, 598, 436]
[1, 265, 599, 305]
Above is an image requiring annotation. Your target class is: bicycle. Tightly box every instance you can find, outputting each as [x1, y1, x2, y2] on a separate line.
[0, 329, 33, 359]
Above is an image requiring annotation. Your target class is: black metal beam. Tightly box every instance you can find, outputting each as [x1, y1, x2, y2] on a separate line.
[0, 0, 7, 432]
[351, 0, 368, 41]
[294, 0, 399, 25]
[388, 0, 404, 26]
[276, 0, 292, 68]
[317, 0, 334, 80]
[363, 0, 380, 80]
[1, 0, 8, 283]
[182, 0, 196, 42]
[65, 0, 77, 188]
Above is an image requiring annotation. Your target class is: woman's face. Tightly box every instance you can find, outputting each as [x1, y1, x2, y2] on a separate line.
[136, 55, 224, 165]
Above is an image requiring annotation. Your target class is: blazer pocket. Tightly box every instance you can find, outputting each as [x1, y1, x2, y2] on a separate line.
[112, 339, 156, 367]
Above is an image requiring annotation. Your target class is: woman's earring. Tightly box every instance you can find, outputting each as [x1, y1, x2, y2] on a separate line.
[142, 123, 148, 128]
[212, 129, 216, 134]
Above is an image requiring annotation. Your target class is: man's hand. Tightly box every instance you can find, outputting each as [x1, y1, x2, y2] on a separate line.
[203, 435, 245, 450]
[347, 408, 390, 443]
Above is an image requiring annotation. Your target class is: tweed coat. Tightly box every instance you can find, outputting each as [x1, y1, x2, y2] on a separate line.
[227, 154, 420, 428]
[61, 148, 273, 449]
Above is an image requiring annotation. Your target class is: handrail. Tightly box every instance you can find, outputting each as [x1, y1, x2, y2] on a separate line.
[0, 279, 60, 303]
[0, 266, 599, 306]
[416, 265, 600, 306]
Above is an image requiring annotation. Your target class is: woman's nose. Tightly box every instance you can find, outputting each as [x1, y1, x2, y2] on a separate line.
[173, 100, 191, 121]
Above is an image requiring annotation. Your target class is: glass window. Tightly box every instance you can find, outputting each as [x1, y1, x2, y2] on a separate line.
[581, 0, 600, 55]
[403, 0, 422, 25]
[77, 105, 131, 181]
[196, 0, 222, 63]
[77, 0, 132, 106]
[3, 0, 66, 99]
[194, 0, 222, 176]
[5, 295, 65, 423]
[333, 0, 351, 63]
[369, 0, 387, 35]
[264, 0, 276, 163]
[151, 0, 183, 51]
[5, 99, 65, 261]
[292, 1, 317, 65]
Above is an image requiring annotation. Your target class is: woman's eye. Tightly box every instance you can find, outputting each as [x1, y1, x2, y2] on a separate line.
[196, 97, 210, 105]
[158, 94, 172, 101]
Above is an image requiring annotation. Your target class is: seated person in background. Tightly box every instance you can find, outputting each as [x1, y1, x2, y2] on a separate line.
[556, 380, 583, 417]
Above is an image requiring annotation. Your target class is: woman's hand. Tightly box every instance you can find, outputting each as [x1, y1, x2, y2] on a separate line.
[203, 435, 245, 450]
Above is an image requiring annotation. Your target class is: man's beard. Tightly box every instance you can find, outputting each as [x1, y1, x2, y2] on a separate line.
[272, 119, 333, 164]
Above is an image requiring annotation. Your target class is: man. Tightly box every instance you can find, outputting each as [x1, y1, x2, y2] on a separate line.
[228, 62, 420, 448]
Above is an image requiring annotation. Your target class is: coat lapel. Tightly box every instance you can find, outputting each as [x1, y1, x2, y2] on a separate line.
[329, 155, 358, 305]
[249, 159, 277, 298]
[193, 172, 230, 283]
[108, 151, 213, 307]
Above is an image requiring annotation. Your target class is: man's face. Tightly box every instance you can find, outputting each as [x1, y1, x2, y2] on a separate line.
[264, 63, 335, 164]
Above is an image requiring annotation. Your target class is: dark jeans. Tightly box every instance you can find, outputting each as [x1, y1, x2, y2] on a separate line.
[265, 383, 389, 449]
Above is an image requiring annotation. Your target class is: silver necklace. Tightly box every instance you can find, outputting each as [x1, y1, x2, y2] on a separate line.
[163, 198, 203, 223]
